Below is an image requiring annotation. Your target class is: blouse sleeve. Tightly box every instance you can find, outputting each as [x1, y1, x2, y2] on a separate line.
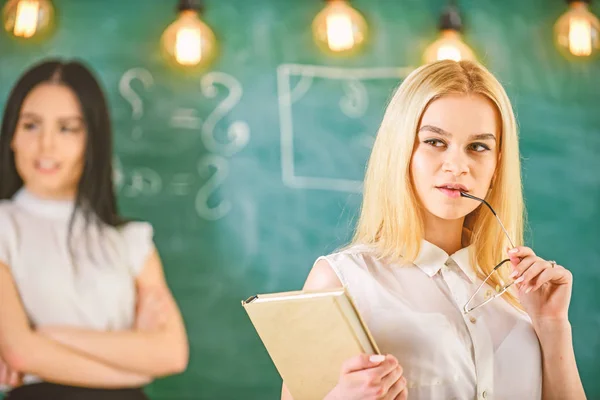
[120, 221, 155, 277]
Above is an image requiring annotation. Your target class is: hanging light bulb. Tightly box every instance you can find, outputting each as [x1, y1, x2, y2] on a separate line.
[2, 0, 54, 39]
[312, 0, 368, 54]
[161, 0, 217, 68]
[423, 1, 476, 64]
[554, 0, 600, 58]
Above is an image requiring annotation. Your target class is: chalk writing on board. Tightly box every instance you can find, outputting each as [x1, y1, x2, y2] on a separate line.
[195, 154, 231, 220]
[200, 72, 250, 156]
[170, 108, 203, 130]
[277, 64, 413, 193]
[118, 68, 154, 140]
[113, 156, 124, 192]
[113, 156, 162, 197]
[113, 160, 193, 198]
[116, 70, 249, 221]
[171, 173, 194, 196]
[124, 167, 162, 198]
[340, 79, 368, 119]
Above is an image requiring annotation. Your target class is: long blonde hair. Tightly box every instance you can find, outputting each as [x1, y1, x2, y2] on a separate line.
[352, 60, 525, 309]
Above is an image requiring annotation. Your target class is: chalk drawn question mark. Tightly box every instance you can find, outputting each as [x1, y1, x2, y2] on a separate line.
[119, 68, 154, 140]
[195, 154, 231, 221]
[200, 72, 250, 157]
[340, 79, 368, 119]
[123, 168, 162, 198]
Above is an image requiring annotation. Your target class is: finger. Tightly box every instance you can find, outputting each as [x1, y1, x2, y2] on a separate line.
[0, 362, 7, 385]
[528, 264, 571, 293]
[507, 246, 535, 259]
[8, 371, 20, 387]
[380, 365, 404, 394]
[383, 373, 406, 399]
[355, 356, 398, 386]
[517, 260, 548, 291]
[394, 385, 408, 400]
[509, 255, 538, 280]
[525, 267, 554, 293]
[342, 353, 387, 374]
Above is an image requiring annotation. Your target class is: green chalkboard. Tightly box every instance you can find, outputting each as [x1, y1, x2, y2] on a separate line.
[1, 0, 599, 399]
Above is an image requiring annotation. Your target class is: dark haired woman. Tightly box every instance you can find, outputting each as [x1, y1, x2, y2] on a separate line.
[0, 60, 189, 399]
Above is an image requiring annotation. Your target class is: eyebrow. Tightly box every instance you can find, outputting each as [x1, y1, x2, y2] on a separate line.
[58, 116, 84, 124]
[20, 112, 83, 123]
[20, 112, 42, 121]
[419, 125, 497, 141]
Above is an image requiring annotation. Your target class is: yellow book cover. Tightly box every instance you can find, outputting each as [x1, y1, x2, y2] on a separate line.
[242, 288, 380, 400]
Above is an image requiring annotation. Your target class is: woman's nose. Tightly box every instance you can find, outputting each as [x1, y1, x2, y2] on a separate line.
[38, 128, 55, 151]
[442, 148, 469, 176]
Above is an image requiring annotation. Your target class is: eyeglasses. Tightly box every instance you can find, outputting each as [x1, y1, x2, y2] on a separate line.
[460, 191, 516, 314]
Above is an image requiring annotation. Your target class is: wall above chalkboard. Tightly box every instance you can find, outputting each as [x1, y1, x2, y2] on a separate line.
[4, 0, 599, 69]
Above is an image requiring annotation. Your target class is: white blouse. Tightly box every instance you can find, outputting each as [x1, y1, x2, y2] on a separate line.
[0, 188, 154, 386]
[319, 241, 542, 400]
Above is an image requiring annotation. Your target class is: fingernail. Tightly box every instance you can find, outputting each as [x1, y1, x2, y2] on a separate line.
[508, 248, 518, 254]
[369, 354, 385, 363]
[509, 270, 519, 279]
[525, 286, 532, 294]
[515, 276, 525, 284]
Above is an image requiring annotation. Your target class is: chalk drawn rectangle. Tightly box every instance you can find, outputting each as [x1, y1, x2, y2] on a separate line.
[277, 64, 413, 192]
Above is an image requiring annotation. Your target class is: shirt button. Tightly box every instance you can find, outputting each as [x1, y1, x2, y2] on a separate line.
[482, 390, 488, 399]
[469, 316, 477, 324]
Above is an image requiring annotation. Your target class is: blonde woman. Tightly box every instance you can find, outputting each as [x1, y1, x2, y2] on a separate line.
[282, 60, 586, 400]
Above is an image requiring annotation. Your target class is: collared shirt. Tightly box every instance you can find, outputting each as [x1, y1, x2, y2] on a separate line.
[320, 241, 542, 400]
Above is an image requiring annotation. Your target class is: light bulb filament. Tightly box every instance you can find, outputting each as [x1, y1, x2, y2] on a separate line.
[326, 13, 354, 52]
[437, 45, 462, 61]
[569, 16, 593, 56]
[175, 27, 202, 65]
[14, 0, 39, 38]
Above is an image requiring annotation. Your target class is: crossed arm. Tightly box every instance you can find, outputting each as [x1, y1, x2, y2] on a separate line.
[0, 247, 189, 388]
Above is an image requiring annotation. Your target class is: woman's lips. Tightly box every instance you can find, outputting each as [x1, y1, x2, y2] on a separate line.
[437, 187, 462, 198]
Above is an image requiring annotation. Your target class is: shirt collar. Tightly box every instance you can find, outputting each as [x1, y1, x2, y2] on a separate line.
[413, 239, 476, 283]
[13, 187, 75, 221]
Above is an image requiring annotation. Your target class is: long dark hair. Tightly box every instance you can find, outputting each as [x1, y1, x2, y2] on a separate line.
[0, 59, 124, 229]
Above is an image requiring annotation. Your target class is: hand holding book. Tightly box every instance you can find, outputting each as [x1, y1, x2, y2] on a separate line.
[242, 288, 408, 400]
[324, 353, 407, 400]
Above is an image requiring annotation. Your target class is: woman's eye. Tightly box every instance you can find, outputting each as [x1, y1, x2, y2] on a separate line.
[469, 142, 491, 152]
[23, 122, 38, 131]
[60, 125, 80, 134]
[424, 139, 446, 147]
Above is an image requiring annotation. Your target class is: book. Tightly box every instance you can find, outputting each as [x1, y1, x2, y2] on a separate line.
[242, 288, 380, 400]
